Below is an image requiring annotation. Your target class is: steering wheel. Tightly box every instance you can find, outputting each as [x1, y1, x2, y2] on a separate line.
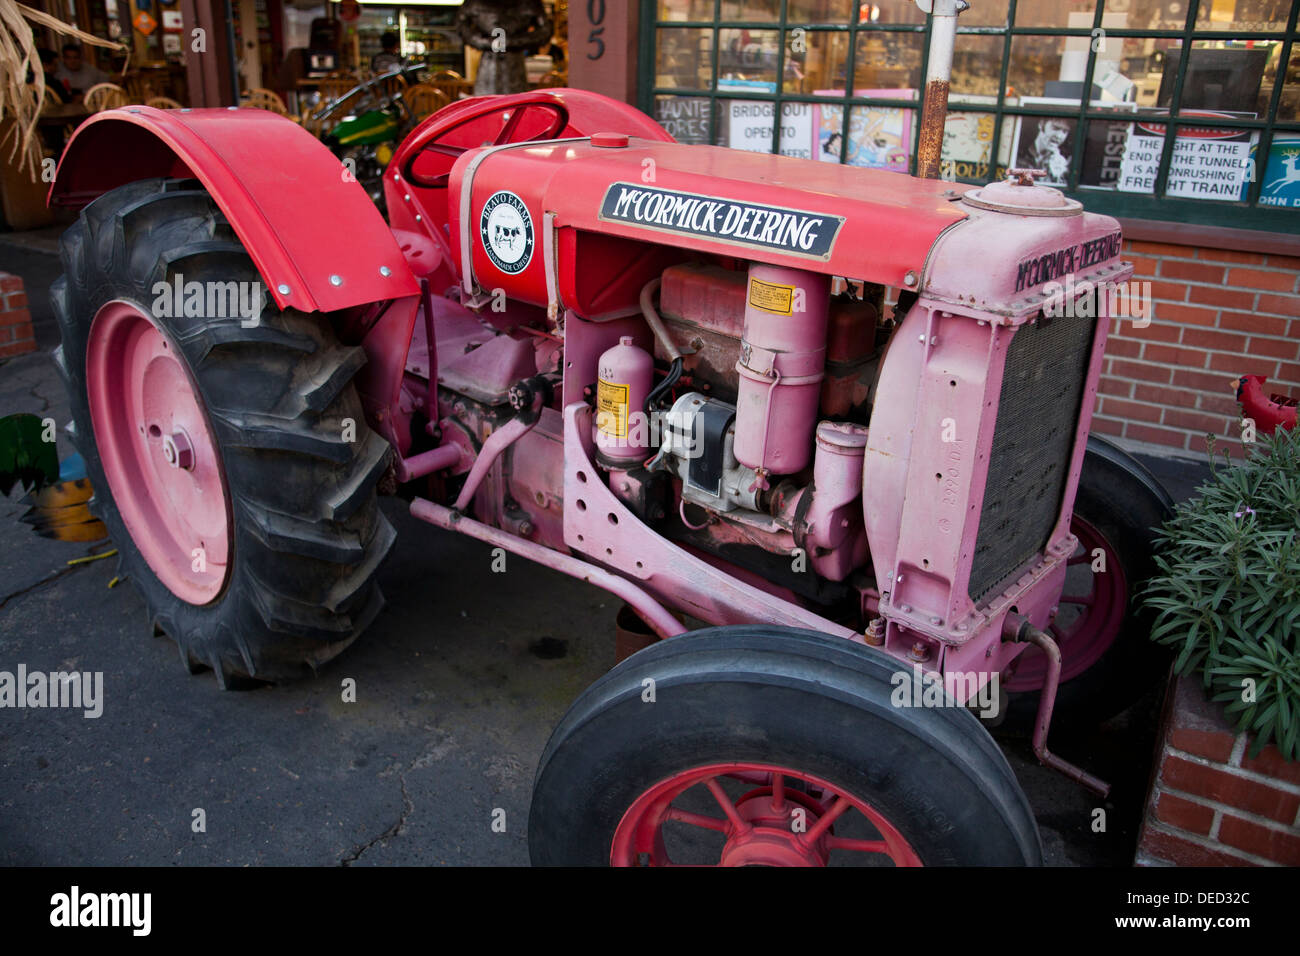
[404, 102, 569, 189]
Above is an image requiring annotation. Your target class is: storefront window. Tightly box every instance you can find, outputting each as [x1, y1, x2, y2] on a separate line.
[642, 0, 1300, 231]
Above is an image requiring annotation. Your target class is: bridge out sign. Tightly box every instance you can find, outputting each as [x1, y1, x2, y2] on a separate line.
[726, 98, 815, 160]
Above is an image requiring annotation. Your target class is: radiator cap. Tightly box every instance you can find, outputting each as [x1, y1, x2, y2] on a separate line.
[962, 168, 1083, 217]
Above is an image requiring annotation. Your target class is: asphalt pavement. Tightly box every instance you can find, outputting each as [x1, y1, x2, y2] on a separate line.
[0, 231, 1210, 866]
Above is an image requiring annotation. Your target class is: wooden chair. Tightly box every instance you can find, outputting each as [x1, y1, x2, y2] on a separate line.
[535, 70, 567, 89]
[240, 88, 288, 115]
[318, 72, 360, 103]
[145, 96, 183, 110]
[403, 83, 450, 122]
[121, 74, 154, 102]
[83, 83, 130, 112]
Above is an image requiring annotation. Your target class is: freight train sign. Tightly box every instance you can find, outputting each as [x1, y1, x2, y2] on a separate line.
[598, 183, 843, 259]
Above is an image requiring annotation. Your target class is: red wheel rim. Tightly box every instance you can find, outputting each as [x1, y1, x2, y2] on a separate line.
[1005, 515, 1127, 692]
[86, 300, 232, 604]
[611, 762, 922, 867]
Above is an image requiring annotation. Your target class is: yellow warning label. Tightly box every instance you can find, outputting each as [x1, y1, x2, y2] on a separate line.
[749, 277, 795, 315]
[596, 379, 630, 438]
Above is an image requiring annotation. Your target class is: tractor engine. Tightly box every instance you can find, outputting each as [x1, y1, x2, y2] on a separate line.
[601, 261, 883, 586]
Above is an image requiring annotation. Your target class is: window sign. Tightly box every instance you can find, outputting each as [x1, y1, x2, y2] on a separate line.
[1118, 112, 1257, 201]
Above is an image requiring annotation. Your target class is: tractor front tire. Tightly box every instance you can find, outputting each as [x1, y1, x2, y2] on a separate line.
[53, 178, 395, 686]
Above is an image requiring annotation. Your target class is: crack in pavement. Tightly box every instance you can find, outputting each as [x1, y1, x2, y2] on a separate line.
[339, 773, 414, 866]
[0, 563, 85, 612]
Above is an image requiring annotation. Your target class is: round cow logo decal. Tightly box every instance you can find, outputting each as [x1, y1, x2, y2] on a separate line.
[480, 190, 534, 275]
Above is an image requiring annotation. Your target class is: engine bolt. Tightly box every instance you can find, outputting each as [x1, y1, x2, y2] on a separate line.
[864, 618, 885, 646]
[907, 641, 930, 662]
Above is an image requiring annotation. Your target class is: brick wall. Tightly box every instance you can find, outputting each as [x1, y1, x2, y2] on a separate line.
[0, 273, 35, 359]
[1137, 673, 1300, 866]
[1092, 240, 1300, 459]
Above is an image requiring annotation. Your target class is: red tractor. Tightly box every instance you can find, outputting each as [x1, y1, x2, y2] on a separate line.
[46, 88, 1171, 866]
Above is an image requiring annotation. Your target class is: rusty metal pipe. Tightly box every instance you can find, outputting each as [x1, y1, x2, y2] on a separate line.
[915, 0, 967, 181]
[410, 497, 688, 639]
[1006, 614, 1111, 798]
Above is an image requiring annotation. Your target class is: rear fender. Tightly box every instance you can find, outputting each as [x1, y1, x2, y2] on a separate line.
[49, 106, 419, 315]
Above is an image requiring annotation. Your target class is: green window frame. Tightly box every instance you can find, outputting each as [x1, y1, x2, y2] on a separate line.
[639, 0, 1300, 234]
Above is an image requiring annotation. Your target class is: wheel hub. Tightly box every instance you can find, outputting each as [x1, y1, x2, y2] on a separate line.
[718, 788, 830, 866]
[85, 300, 232, 604]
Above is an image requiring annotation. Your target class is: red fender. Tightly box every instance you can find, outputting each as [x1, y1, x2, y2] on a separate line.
[49, 106, 419, 314]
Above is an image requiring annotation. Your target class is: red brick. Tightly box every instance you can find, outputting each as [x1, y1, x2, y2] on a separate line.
[1170, 727, 1238, 762]
[1255, 292, 1300, 317]
[1197, 248, 1268, 266]
[1102, 398, 1164, 423]
[1217, 815, 1300, 864]
[3, 291, 28, 310]
[1090, 416, 1124, 437]
[1239, 747, 1300, 787]
[0, 326, 11, 344]
[1199, 393, 1243, 417]
[1173, 368, 1242, 393]
[1097, 376, 1133, 398]
[1153, 303, 1218, 327]
[1227, 267, 1296, 293]
[1163, 260, 1226, 283]
[1126, 255, 1160, 276]
[1277, 363, 1300, 387]
[1163, 755, 1300, 824]
[1129, 240, 1198, 258]
[1129, 321, 1181, 344]
[1181, 328, 1248, 352]
[1112, 359, 1172, 383]
[0, 308, 31, 328]
[1104, 337, 1142, 358]
[1126, 423, 1188, 447]
[1264, 253, 1300, 271]
[1186, 284, 1246, 309]
[1209, 352, 1272, 375]
[1164, 408, 1233, 434]
[1149, 280, 1188, 302]
[0, 275, 22, 293]
[1247, 336, 1300, 361]
[0, 339, 36, 358]
[1140, 826, 1257, 866]
[1154, 791, 1217, 835]
[1219, 311, 1288, 337]
[1144, 344, 1209, 367]
[1134, 384, 1193, 405]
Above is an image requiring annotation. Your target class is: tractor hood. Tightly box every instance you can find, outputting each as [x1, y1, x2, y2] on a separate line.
[448, 136, 970, 314]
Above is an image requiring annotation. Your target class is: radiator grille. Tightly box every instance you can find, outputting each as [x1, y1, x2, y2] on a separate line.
[967, 312, 1098, 604]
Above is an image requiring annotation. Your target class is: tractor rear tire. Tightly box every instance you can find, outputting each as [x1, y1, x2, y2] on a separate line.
[53, 177, 395, 686]
[999, 438, 1173, 732]
[529, 626, 1042, 866]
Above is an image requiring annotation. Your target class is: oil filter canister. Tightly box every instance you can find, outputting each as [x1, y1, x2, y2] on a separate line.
[595, 336, 654, 467]
[733, 264, 830, 478]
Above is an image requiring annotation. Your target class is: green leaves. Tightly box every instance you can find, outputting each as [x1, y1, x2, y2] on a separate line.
[1142, 426, 1300, 762]
[0, 413, 58, 497]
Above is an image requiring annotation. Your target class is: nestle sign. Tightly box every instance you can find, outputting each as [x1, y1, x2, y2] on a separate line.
[598, 182, 843, 260]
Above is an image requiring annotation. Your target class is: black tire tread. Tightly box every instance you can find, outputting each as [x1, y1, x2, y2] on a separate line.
[54, 177, 395, 684]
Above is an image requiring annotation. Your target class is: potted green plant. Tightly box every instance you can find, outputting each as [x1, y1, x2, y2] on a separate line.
[1143, 426, 1300, 760]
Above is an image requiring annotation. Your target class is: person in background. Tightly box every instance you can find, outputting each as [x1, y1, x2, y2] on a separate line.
[370, 32, 402, 74]
[34, 49, 70, 103]
[56, 43, 108, 99]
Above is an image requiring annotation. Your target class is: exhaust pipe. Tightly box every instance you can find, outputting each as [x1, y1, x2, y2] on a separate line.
[915, 0, 968, 181]
[1005, 613, 1111, 798]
